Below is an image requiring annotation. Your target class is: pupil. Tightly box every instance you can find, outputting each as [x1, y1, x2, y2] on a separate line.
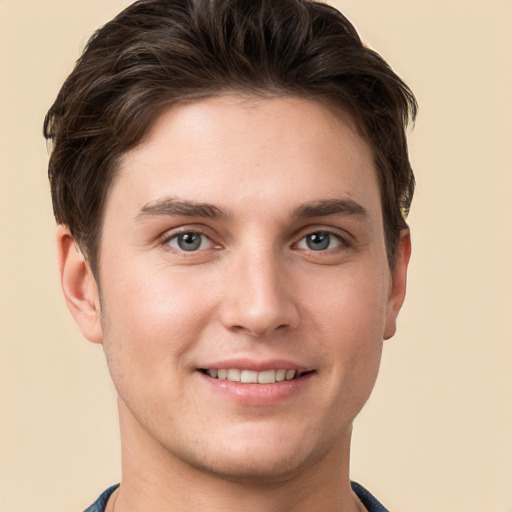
[307, 233, 329, 251]
[178, 233, 201, 251]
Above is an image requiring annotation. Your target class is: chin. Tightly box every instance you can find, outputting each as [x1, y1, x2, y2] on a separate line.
[180, 448, 313, 484]
[169, 423, 337, 485]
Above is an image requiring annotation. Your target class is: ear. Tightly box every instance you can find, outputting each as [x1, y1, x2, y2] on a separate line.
[56, 225, 103, 344]
[383, 229, 412, 340]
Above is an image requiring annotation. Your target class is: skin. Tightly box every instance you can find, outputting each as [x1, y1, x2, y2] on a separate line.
[57, 95, 410, 512]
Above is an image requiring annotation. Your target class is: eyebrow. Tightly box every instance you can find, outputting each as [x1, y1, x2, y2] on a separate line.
[292, 199, 369, 221]
[135, 198, 229, 222]
[135, 197, 369, 223]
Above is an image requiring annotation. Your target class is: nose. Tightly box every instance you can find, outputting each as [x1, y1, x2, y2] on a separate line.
[219, 247, 300, 337]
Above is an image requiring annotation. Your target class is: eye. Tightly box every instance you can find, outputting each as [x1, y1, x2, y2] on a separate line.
[166, 232, 213, 252]
[296, 231, 344, 251]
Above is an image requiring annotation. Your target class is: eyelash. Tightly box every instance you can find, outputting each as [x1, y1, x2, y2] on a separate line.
[161, 229, 218, 254]
[294, 229, 351, 252]
[160, 226, 352, 255]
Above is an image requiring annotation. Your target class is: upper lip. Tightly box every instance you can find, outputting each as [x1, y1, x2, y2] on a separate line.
[198, 358, 313, 372]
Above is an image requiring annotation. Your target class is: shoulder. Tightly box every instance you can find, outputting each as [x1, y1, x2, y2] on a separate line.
[83, 484, 119, 512]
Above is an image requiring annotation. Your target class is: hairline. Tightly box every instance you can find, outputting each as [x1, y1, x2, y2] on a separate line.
[84, 90, 401, 282]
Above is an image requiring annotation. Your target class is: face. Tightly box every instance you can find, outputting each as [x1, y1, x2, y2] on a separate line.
[63, 95, 409, 483]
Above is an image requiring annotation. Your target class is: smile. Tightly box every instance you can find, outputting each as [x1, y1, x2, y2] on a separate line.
[201, 368, 306, 383]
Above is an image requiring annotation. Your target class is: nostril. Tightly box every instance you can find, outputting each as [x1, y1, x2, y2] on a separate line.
[228, 322, 291, 338]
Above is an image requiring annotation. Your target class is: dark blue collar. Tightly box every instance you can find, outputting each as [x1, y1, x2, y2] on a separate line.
[84, 481, 389, 512]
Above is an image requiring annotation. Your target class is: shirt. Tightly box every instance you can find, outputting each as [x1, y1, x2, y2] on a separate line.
[83, 481, 389, 511]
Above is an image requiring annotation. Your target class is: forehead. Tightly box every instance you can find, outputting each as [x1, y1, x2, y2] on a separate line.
[111, 94, 381, 223]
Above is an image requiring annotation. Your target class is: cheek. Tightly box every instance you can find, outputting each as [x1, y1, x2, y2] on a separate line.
[305, 263, 388, 387]
[307, 262, 389, 340]
[100, 261, 217, 369]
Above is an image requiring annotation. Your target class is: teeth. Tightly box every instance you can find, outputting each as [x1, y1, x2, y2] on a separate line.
[285, 370, 296, 381]
[258, 370, 276, 384]
[227, 369, 241, 382]
[206, 368, 302, 383]
[275, 369, 286, 382]
[241, 370, 258, 383]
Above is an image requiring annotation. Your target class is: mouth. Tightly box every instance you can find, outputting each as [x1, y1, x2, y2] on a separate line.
[199, 368, 312, 384]
[197, 363, 315, 405]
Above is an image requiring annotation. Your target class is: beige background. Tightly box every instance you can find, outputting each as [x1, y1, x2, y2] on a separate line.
[1, 0, 511, 511]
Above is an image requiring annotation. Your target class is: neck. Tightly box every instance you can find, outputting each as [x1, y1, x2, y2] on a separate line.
[112, 400, 364, 512]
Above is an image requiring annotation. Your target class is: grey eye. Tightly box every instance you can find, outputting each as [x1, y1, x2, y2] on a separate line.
[169, 232, 206, 251]
[306, 232, 330, 250]
[297, 232, 342, 251]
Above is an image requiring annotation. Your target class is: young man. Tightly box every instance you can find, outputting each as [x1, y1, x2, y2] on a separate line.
[44, 1, 416, 510]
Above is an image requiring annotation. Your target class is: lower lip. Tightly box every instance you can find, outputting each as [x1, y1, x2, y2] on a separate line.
[197, 371, 314, 406]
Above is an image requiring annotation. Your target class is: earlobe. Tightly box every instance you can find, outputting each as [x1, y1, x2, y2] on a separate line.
[383, 229, 412, 340]
[56, 225, 103, 344]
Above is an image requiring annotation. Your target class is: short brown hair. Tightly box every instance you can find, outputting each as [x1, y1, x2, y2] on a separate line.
[44, 0, 417, 274]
